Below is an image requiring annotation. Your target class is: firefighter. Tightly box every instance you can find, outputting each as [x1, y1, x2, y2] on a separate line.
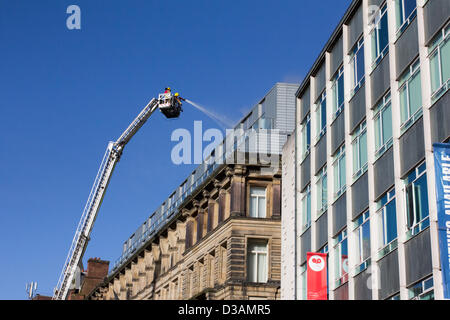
[174, 93, 185, 104]
[163, 87, 172, 104]
[173, 93, 185, 112]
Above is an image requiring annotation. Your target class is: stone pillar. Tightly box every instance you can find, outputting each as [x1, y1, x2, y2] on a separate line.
[272, 176, 281, 219]
[230, 166, 247, 217]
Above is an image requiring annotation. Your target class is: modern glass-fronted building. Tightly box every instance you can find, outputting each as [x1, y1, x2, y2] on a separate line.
[282, 0, 449, 300]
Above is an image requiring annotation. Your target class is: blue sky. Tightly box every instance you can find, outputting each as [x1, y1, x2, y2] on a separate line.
[0, 0, 351, 299]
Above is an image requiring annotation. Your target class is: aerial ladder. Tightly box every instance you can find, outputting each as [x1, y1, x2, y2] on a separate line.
[53, 89, 185, 300]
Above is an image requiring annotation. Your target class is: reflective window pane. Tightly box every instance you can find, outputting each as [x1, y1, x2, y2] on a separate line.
[441, 37, 450, 84]
[379, 13, 389, 53]
[414, 174, 429, 223]
[360, 131, 367, 168]
[362, 221, 371, 261]
[258, 197, 266, 218]
[386, 200, 398, 244]
[257, 254, 267, 283]
[382, 104, 393, 145]
[400, 85, 409, 123]
[409, 72, 422, 116]
[356, 44, 365, 83]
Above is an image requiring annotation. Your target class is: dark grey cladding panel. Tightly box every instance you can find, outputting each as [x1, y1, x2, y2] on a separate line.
[331, 111, 346, 155]
[399, 118, 425, 178]
[347, 3, 363, 52]
[374, 146, 395, 200]
[405, 228, 433, 286]
[424, 0, 450, 44]
[349, 83, 367, 133]
[334, 282, 349, 300]
[315, 135, 327, 175]
[379, 250, 400, 300]
[395, 18, 419, 79]
[300, 86, 311, 122]
[314, 62, 326, 101]
[371, 54, 391, 108]
[300, 228, 311, 265]
[316, 211, 328, 249]
[332, 193, 347, 237]
[368, 0, 384, 7]
[354, 268, 372, 300]
[430, 90, 450, 143]
[300, 155, 311, 192]
[330, 35, 343, 79]
[351, 172, 369, 219]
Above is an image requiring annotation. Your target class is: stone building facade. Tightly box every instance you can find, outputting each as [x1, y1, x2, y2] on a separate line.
[87, 162, 282, 300]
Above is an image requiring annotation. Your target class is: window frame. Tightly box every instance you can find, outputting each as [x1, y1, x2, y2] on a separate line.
[428, 22, 450, 103]
[353, 211, 371, 274]
[333, 229, 348, 288]
[247, 239, 269, 283]
[332, 65, 345, 119]
[299, 263, 307, 300]
[351, 120, 368, 181]
[249, 186, 267, 218]
[315, 91, 327, 143]
[370, 3, 389, 70]
[403, 162, 430, 239]
[408, 276, 434, 300]
[333, 145, 346, 200]
[301, 185, 312, 231]
[399, 58, 423, 133]
[316, 166, 328, 217]
[350, 37, 365, 97]
[395, 0, 417, 38]
[373, 92, 393, 160]
[376, 188, 398, 258]
[301, 114, 311, 160]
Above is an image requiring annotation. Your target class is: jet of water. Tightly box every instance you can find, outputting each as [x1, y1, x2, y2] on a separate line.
[185, 99, 235, 129]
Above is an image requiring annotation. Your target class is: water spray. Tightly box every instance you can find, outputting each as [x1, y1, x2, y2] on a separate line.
[185, 99, 235, 129]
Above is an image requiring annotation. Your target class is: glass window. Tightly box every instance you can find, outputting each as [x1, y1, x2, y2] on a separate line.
[247, 239, 268, 283]
[332, 66, 345, 117]
[429, 23, 450, 102]
[318, 244, 330, 298]
[299, 264, 307, 300]
[376, 188, 398, 257]
[301, 185, 311, 231]
[353, 211, 371, 273]
[399, 59, 422, 132]
[352, 121, 368, 179]
[389, 294, 401, 300]
[370, 3, 389, 68]
[301, 114, 311, 159]
[315, 91, 327, 141]
[316, 166, 328, 215]
[409, 276, 434, 300]
[404, 163, 429, 238]
[395, 0, 417, 35]
[250, 187, 267, 218]
[374, 92, 393, 159]
[350, 37, 365, 96]
[334, 229, 348, 287]
[333, 145, 346, 199]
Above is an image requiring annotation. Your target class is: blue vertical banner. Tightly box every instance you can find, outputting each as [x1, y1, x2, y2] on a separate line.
[433, 143, 450, 299]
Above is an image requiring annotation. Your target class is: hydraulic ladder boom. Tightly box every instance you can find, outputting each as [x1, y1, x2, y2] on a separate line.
[53, 98, 161, 300]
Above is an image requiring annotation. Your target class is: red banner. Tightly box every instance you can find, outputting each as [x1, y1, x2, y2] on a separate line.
[307, 252, 328, 300]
